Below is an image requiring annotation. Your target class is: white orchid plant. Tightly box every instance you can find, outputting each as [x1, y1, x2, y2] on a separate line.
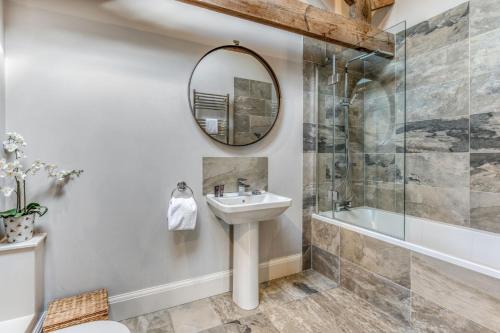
[0, 132, 83, 219]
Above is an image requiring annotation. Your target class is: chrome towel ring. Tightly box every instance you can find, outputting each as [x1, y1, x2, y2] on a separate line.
[171, 181, 194, 198]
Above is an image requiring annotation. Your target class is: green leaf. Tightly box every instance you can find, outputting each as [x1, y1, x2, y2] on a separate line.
[25, 202, 48, 217]
[0, 203, 49, 219]
[0, 208, 18, 218]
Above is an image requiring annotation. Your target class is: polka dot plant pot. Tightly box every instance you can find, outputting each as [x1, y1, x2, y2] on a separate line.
[3, 214, 35, 243]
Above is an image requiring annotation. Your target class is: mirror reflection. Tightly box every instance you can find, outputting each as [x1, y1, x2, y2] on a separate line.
[189, 46, 280, 146]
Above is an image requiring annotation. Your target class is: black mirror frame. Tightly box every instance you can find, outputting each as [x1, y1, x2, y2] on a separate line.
[188, 45, 281, 146]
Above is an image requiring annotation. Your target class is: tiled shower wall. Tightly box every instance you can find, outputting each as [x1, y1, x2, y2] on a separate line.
[302, 39, 366, 268]
[405, 0, 500, 233]
[303, 0, 500, 259]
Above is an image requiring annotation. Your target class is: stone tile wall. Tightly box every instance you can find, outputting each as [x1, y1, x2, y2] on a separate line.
[311, 216, 500, 332]
[302, 38, 366, 269]
[469, 0, 500, 234]
[233, 77, 278, 145]
[202, 157, 268, 195]
[405, 0, 500, 234]
[303, 0, 500, 248]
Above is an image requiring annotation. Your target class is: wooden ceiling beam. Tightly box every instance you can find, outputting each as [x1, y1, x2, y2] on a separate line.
[369, 0, 395, 11]
[344, 0, 396, 22]
[177, 0, 395, 55]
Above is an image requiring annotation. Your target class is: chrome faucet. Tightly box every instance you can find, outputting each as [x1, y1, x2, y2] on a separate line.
[237, 178, 250, 195]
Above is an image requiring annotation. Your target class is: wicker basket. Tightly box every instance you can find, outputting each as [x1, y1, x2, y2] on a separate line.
[42, 289, 109, 332]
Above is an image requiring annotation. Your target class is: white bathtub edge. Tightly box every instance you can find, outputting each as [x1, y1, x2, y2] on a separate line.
[312, 213, 500, 280]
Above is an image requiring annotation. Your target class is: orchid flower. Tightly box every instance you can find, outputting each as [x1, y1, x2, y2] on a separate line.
[0, 131, 83, 217]
[0, 186, 14, 197]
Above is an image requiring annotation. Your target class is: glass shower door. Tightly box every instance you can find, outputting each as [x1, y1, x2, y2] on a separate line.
[316, 22, 407, 240]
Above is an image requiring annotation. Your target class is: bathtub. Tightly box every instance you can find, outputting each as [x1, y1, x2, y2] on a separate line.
[314, 207, 500, 279]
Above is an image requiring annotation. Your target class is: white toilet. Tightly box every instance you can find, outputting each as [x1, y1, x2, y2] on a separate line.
[55, 321, 130, 333]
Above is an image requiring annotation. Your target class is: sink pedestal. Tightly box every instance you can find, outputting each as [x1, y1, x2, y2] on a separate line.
[232, 221, 259, 310]
[206, 192, 292, 310]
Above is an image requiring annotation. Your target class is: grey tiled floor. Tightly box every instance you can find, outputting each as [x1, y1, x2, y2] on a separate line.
[121, 270, 410, 333]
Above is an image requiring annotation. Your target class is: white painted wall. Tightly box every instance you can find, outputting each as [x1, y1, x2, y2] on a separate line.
[0, 0, 5, 214]
[5, 0, 303, 307]
[373, 0, 469, 29]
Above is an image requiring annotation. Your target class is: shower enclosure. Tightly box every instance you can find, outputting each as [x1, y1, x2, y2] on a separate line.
[314, 22, 406, 239]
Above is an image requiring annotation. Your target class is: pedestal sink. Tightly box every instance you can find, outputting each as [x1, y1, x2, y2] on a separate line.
[206, 192, 292, 310]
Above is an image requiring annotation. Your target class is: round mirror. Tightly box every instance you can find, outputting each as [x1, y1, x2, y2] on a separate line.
[189, 45, 280, 146]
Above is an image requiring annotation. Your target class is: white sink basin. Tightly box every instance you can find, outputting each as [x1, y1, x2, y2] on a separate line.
[206, 192, 292, 224]
[206, 191, 292, 310]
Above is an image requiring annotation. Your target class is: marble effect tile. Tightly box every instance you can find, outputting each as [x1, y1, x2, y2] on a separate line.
[303, 152, 316, 188]
[316, 289, 410, 333]
[470, 71, 500, 116]
[351, 182, 365, 208]
[364, 103, 398, 154]
[311, 245, 340, 283]
[406, 40, 469, 91]
[303, 91, 315, 123]
[301, 269, 338, 291]
[407, 78, 469, 122]
[250, 80, 272, 101]
[210, 272, 324, 324]
[365, 182, 399, 213]
[303, 213, 312, 247]
[200, 313, 279, 333]
[404, 117, 469, 153]
[405, 183, 469, 226]
[470, 0, 500, 37]
[406, 2, 469, 58]
[121, 309, 175, 333]
[266, 293, 340, 333]
[234, 96, 266, 116]
[303, 37, 326, 64]
[351, 153, 364, 183]
[411, 293, 495, 333]
[311, 217, 339, 256]
[234, 77, 250, 98]
[203, 157, 268, 195]
[340, 228, 411, 288]
[209, 293, 260, 324]
[318, 93, 334, 127]
[470, 27, 500, 77]
[302, 183, 316, 210]
[317, 153, 333, 183]
[471, 111, 500, 153]
[364, 154, 396, 184]
[273, 271, 322, 300]
[471, 153, 500, 192]
[340, 259, 411, 325]
[470, 191, 500, 234]
[302, 245, 312, 270]
[258, 279, 295, 312]
[168, 299, 222, 333]
[317, 182, 333, 212]
[406, 153, 469, 188]
[411, 252, 500, 332]
[303, 123, 317, 153]
[303, 61, 315, 95]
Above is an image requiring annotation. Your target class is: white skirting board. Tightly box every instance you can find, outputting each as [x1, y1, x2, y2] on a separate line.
[109, 253, 302, 321]
[32, 253, 302, 332]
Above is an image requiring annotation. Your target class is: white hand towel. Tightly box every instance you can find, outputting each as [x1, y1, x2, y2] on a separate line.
[205, 118, 218, 135]
[167, 197, 198, 230]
